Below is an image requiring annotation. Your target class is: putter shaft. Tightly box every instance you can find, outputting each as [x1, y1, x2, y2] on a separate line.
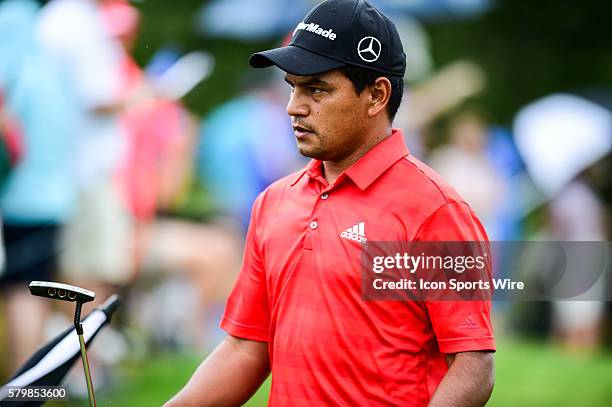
[78, 332, 96, 407]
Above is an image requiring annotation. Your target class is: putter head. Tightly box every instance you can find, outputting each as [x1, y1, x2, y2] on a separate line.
[29, 281, 96, 303]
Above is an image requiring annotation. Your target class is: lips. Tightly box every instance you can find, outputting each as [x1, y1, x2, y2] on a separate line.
[293, 124, 314, 139]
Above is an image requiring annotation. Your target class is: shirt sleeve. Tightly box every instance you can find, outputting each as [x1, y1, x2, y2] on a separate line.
[220, 195, 270, 342]
[415, 202, 496, 354]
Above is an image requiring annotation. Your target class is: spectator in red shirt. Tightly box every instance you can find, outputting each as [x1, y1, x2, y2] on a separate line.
[166, 1, 495, 406]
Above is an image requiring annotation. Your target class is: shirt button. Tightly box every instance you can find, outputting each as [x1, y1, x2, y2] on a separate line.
[309, 221, 318, 230]
[321, 193, 329, 200]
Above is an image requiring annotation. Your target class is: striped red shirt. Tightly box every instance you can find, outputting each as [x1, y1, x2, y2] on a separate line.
[221, 128, 495, 406]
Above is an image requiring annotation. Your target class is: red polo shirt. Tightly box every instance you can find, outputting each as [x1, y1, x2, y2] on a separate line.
[221, 128, 495, 406]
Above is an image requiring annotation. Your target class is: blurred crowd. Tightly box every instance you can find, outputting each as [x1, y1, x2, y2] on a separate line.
[0, 0, 243, 386]
[0, 0, 610, 395]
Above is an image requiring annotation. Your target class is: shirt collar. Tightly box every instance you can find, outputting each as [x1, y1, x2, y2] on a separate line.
[290, 128, 410, 190]
[290, 158, 321, 186]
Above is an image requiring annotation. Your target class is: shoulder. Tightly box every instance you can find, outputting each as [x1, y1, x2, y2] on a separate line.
[387, 153, 467, 208]
[380, 154, 488, 240]
[397, 156, 488, 240]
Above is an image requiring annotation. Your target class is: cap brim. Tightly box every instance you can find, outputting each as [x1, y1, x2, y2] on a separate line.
[249, 45, 346, 76]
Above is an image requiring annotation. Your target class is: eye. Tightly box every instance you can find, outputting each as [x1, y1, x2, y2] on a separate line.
[309, 87, 323, 94]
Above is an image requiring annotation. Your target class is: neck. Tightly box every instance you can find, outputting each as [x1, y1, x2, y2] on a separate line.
[323, 124, 392, 185]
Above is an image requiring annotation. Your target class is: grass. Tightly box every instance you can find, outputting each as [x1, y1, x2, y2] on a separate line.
[100, 352, 272, 407]
[490, 340, 612, 406]
[28, 340, 612, 406]
[45, 351, 271, 407]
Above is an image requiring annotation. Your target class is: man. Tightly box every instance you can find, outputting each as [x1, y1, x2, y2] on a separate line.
[166, 0, 495, 405]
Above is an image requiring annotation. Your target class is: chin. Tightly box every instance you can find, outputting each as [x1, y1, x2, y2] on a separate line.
[296, 140, 318, 159]
[297, 147, 318, 159]
[296, 136, 334, 160]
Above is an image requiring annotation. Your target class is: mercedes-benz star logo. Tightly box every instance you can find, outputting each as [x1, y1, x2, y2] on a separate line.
[357, 36, 382, 63]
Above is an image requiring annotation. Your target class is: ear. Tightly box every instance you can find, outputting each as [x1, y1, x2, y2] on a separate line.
[367, 77, 392, 118]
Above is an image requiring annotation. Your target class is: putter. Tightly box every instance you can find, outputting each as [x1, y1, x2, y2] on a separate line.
[29, 281, 97, 407]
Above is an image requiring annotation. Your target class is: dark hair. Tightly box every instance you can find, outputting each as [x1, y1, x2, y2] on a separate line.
[339, 65, 404, 122]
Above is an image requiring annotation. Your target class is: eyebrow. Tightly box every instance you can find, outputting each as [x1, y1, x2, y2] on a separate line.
[284, 75, 330, 87]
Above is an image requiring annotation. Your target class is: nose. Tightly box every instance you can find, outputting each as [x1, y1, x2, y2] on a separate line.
[286, 91, 309, 118]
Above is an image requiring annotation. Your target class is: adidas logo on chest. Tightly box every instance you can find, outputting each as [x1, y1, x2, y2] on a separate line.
[340, 221, 367, 243]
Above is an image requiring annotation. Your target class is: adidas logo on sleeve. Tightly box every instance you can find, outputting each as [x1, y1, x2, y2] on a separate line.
[340, 221, 367, 243]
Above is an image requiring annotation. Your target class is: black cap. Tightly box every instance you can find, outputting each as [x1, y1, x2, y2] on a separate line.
[249, 0, 406, 78]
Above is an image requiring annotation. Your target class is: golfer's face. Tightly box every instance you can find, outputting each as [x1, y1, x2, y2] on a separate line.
[285, 70, 370, 162]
